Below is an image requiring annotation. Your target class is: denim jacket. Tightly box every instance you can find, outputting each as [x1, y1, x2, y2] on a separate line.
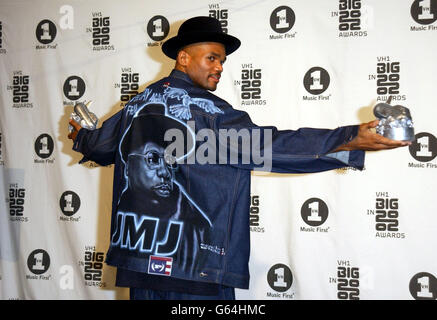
[73, 69, 365, 290]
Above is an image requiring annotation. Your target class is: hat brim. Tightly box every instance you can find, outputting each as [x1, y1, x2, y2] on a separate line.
[162, 32, 241, 60]
[120, 104, 193, 163]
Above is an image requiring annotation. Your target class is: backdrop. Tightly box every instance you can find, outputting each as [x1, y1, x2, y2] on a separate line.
[1, 0, 436, 300]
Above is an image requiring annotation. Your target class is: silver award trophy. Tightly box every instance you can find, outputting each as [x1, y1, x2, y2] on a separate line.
[68, 101, 98, 133]
[373, 96, 415, 141]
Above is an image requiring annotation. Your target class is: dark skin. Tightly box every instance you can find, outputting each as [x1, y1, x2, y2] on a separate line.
[69, 41, 410, 151]
[68, 119, 81, 140]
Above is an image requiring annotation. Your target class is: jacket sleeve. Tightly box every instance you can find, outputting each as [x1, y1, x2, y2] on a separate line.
[72, 109, 124, 166]
[213, 107, 365, 173]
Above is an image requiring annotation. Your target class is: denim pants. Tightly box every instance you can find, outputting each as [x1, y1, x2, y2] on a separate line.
[129, 286, 236, 300]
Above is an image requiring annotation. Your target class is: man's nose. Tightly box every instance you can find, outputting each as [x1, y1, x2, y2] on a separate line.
[156, 161, 171, 179]
[215, 61, 223, 73]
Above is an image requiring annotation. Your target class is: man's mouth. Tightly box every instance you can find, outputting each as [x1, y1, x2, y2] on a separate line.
[209, 74, 221, 83]
[153, 184, 171, 196]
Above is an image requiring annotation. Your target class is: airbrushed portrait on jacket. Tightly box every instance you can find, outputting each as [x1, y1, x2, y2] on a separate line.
[111, 103, 213, 271]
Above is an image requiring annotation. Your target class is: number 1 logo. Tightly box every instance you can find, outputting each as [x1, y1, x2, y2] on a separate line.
[301, 198, 329, 226]
[27, 249, 50, 275]
[409, 272, 437, 300]
[34, 134, 54, 159]
[36, 19, 57, 44]
[409, 132, 437, 162]
[147, 15, 170, 42]
[63, 76, 86, 101]
[411, 0, 437, 25]
[60, 191, 81, 216]
[270, 6, 295, 33]
[267, 263, 293, 292]
[303, 67, 330, 95]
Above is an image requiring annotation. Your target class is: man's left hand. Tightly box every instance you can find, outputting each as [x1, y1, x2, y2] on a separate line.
[333, 120, 411, 152]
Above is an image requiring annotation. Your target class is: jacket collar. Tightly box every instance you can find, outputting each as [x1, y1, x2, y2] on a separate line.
[169, 69, 193, 85]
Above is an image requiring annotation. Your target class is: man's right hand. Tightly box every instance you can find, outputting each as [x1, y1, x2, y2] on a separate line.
[68, 119, 82, 141]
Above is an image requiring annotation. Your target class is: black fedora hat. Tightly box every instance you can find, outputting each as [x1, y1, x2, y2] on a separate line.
[120, 104, 194, 164]
[162, 16, 241, 60]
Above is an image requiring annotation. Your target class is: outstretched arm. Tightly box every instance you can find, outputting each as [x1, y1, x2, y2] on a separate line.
[67, 109, 124, 165]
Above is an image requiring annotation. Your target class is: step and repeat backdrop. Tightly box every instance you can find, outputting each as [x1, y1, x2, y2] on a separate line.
[1, 0, 436, 300]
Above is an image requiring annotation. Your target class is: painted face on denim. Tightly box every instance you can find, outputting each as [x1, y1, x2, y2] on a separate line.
[127, 142, 175, 198]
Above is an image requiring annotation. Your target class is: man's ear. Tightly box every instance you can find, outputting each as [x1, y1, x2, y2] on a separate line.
[176, 49, 190, 67]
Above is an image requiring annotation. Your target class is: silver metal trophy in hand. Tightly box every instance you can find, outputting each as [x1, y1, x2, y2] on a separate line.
[68, 101, 98, 133]
[373, 96, 415, 141]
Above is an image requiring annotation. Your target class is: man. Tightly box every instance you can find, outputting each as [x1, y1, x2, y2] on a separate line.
[68, 16, 409, 300]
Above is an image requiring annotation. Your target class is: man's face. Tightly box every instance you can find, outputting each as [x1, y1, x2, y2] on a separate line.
[127, 142, 174, 198]
[182, 42, 226, 91]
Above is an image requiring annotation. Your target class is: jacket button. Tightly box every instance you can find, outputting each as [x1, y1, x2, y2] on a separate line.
[200, 272, 208, 277]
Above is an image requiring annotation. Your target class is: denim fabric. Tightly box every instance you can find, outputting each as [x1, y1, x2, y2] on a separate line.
[73, 69, 365, 291]
[129, 286, 235, 300]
